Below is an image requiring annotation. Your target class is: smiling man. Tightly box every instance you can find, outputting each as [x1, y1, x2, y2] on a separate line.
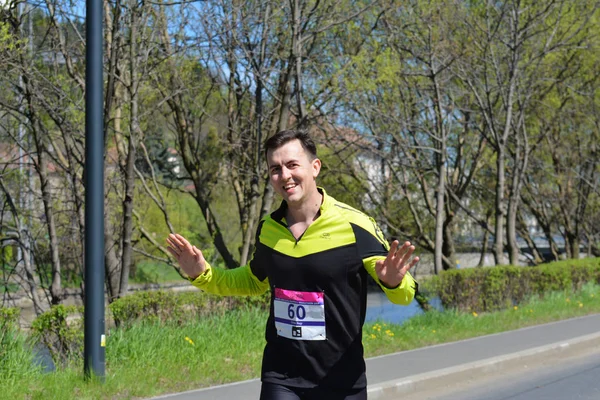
[166, 129, 419, 400]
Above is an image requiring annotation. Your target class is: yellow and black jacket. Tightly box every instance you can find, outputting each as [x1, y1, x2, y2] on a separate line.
[191, 188, 416, 390]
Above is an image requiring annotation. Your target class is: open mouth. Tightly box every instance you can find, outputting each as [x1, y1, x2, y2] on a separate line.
[283, 183, 297, 193]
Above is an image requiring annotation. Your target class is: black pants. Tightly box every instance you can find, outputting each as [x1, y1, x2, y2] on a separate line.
[259, 382, 368, 400]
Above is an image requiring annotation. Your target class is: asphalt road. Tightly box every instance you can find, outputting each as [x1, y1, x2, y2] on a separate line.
[404, 349, 600, 400]
[151, 314, 600, 400]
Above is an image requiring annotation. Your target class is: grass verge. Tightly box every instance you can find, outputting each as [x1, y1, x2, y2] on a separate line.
[3, 283, 600, 399]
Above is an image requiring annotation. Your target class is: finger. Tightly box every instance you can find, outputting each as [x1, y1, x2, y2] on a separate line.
[166, 238, 183, 255]
[401, 256, 419, 274]
[394, 241, 411, 258]
[174, 234, 192, 249]
[171, 234, 197, 256]
[391, 241, 412, 266]
[166, 246, 179, 258]
[167, 234, 184, 250]
[385, 240, 400, 264]
[396, 245, 415, 269]
[192, 246, 203, 263]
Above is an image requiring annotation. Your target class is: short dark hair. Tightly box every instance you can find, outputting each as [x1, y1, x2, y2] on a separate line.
[264, 129, 318, 160]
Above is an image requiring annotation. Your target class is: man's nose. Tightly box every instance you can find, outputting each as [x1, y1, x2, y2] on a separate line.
[281, 166, 291, 179]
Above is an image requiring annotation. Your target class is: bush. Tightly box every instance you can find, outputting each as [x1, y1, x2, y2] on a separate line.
[0, 307, 24, 375]
[30, 305, 83, 366]
[427, 257, 600, 312]
[0, 307, 20, 330]
[109, 290, 270, 327]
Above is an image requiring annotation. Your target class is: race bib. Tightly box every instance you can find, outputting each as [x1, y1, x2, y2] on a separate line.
[273, 288, 326, 341]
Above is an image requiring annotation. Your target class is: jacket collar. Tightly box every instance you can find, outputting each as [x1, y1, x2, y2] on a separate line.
[271, 187, 331, 222]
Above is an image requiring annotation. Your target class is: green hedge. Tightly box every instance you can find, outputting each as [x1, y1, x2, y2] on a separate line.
[109, 290, 270, 327]
[30, 305, 83, 366]
[426, 258, 600, 312]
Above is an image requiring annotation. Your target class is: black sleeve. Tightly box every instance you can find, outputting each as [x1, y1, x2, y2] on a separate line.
[350, 222, 388, 259]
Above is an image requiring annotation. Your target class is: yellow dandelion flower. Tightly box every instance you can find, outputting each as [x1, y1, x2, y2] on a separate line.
[472, 312, 478, 317]
[370, 334, 376, 339]
[513, 306, 518, 310]
[579, 303, 583, 308]
[185, 336, 195, 346]
[385, 330, 394, 337]
[432, 330, 436, 333]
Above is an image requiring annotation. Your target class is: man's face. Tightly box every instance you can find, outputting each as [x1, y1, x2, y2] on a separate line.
[267, 139, 321, 206]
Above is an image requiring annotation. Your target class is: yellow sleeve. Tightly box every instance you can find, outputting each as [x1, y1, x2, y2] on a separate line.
[363, 256, 417, 305]
[189, 262, 269, 296]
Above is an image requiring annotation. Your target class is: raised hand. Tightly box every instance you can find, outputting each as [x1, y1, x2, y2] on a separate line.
[166, 233, 206, 280]
[375, 240, 419, 289]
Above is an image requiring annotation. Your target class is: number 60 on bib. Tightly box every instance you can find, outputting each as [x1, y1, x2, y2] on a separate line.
[273, 288, 326, 341]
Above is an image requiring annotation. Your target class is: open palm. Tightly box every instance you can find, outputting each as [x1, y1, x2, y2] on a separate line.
[166, 233, 206, 280]
[375, 241, 419, 288]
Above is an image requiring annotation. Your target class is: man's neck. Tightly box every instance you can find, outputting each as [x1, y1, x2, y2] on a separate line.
[286, 189, 323, 226]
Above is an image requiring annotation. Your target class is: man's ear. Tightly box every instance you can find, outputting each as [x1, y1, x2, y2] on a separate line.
[312, 158, 321, 179]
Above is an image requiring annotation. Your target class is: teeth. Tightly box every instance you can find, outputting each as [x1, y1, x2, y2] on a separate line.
[284, 184, 296, 189]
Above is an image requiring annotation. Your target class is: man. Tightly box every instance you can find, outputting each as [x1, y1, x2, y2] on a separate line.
[166, 129, 419, 400]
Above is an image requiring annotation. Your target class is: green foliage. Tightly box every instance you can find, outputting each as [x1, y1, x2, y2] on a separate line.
[427, 258, 600, 312]
[0, 307, 20, 329]
[2, 283, 600, 399]
[2, 245, 13, 263]
[132, 179, 242, 268]
[0, 308, 38, 384]
[0, 308, 22, 370]
[30, 305, 83, 366]
[109, 290, 270, 327]
[318, 145, 368, 210]
[131, 261, 182, 284]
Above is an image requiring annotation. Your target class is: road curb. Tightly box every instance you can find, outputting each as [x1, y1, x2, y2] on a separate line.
[149, 378, 261, 399]
[367, 331, 600, 400]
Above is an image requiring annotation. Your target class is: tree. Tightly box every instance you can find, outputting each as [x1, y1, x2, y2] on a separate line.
[455, 0, 597, 265]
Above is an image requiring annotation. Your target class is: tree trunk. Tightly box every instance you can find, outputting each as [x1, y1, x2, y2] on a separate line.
[506, 195, 520, 265]
[104, 222, 121, 302]
[118, 0, 139, 298]
[517, 212, 543, 264]
[493, 145, 506, 265]
[432, 72, 446, 275]
[442, 211, 457, 271]
[29, 114, 62, 305]
[38, 156, 62, 305]
[292, 0, 307, 124]
[478, 211, 492, 267]
[568, 232, 580, 260]
[507, 201, 527, 264]
[434, 167, 446, 274]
